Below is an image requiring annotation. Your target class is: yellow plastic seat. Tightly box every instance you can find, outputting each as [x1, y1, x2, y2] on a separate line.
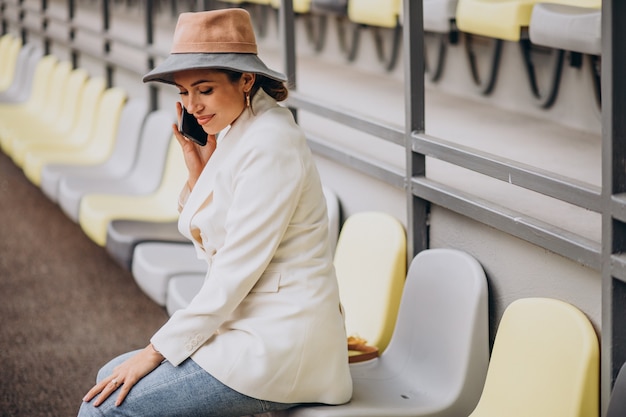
[270, 0, 311, 14]
[0, 34, 22, 92]
[13, 76, 106, 169]
[456, 0, 540, 42]
[22, 87, 127, 185]
[2, 66, 88, 159]
[347, 0, 401, 28]
[334, 211, 406, 354]
[78, 138, 185, 247]
[0, 55, 59, 151]
[468, 297, 599, 417]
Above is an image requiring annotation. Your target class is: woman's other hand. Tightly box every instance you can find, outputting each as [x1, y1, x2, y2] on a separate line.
[82, 344, 164, 407]
[173, 102, 217, 189]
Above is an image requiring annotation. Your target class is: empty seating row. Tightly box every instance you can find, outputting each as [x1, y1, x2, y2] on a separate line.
[217, 0, 600, 106]
[269, 252, 599, 417]
[0, 38, 182, 250]
[456, 0, 601, 107]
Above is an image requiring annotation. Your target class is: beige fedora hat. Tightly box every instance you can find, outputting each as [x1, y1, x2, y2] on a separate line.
[143, 8, 286, 84]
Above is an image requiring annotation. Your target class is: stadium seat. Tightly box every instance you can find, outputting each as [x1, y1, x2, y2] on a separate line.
[106, 220, 188, 270]
[140, 185, 341, 309]
[134, 243, 207, 306]
[0, 43, 44, 103]
[286, 248, 489, 417]
[78, 138, 185, 246]
[40, 98, 149, 201]
[456, 0, 538, 42]
[270, 0, 311, 14]
[0, 55, 58, 152]
[0, 34, 22, 92]
[423, 0, 459, 33]
[0, 59, 75, 158]
[529, 1, 601, 55]
[467, 297, 599, 417]
[309, 0, 349, 52]
[57, 109, 174, 222]
[6, 66, 89, 164]
[22, 86, 127, 186]
[420, 0, 460, 82]
[455, 0, 578, 106]
[528, 1, 601, 107]
[346, 0, 402, 71]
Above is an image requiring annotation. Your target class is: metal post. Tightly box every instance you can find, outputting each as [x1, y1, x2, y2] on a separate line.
[602, 0, 626, 415]
[279, 0, 297, 121]
[403, 0, 427, 259]
[146, 0, 158, 110]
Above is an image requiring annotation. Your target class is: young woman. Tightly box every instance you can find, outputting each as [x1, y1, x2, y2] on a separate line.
[78, 8, 352, 417]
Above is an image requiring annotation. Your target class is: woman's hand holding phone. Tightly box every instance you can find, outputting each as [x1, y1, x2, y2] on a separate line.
[173, 102, 217, 189]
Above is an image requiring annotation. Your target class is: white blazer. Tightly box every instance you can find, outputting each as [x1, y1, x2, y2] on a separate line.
[151, 89, 353, 405]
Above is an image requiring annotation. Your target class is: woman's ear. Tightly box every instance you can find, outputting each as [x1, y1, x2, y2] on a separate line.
[241, 72, 256, 92]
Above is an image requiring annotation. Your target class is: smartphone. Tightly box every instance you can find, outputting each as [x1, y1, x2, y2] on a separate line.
[179, 106, 208, 146]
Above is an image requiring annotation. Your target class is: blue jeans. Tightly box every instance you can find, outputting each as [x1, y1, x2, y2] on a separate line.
[77, 350, 297, 417]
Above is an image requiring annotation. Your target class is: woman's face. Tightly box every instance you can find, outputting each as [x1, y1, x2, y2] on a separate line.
[174, 69, 255, 135]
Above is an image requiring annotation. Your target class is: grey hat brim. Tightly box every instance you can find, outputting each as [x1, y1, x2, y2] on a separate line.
[143, 53, 287, 84]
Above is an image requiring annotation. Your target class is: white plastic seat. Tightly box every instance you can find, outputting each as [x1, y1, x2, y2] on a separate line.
[106, 220, 188, 270]
[529, 2, 601, 56]
[161, 186, 342, 314]
[132, 243, 208, 306]
[57, 109, 174, 221]
[78, 138, 185, 246]
[287, 248, 489, 417]
[0, 34, 22, 92]
[40, 98, 149, 202]
[0, 43, 44, 103]
[423, 0, 459, 33]
[166, 273, 205, 316]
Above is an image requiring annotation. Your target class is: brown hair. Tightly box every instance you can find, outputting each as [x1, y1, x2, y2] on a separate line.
[222, 69, 289, 102]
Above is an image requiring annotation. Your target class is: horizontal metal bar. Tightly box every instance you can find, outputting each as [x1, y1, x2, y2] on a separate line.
[412, 176, 601, 270]
[287, 91, 405, 146]
[611, 193, 626, 223]
[306, 133, 406, 190]
[611, 253, 626, 283]
[413, 132, 602, 212]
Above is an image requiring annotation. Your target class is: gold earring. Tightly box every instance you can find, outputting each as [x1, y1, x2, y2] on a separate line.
[245, 92, 251, 108]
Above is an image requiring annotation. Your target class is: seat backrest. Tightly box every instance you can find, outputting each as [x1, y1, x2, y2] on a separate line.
[334, 211, 406, 353]
[383, 248, 489, 414]
[52, 67, 90, 136]
[151, 138, 189, 212]
[125, 109, 177, 193]
[468, 297, 599, 417]
[10, 54, 58, 112]
[270, 0, 311, 13]
[544, 0, 601, 8]
[98, 98, 149, 177]
[0, 42, 38, 99]
[83, 87, 128, 158]
[348, 0, 401, 28]
[311, 0, 347, 15]
[66, 77, 107, 147]
[322, 185, 341, 255]
[607, 362, 626, 417]
[40, 60, 73, 123]
[0, 35, 22, 91]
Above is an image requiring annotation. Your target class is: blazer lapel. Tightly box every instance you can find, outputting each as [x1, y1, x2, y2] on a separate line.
[178, 90, 279, 244]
